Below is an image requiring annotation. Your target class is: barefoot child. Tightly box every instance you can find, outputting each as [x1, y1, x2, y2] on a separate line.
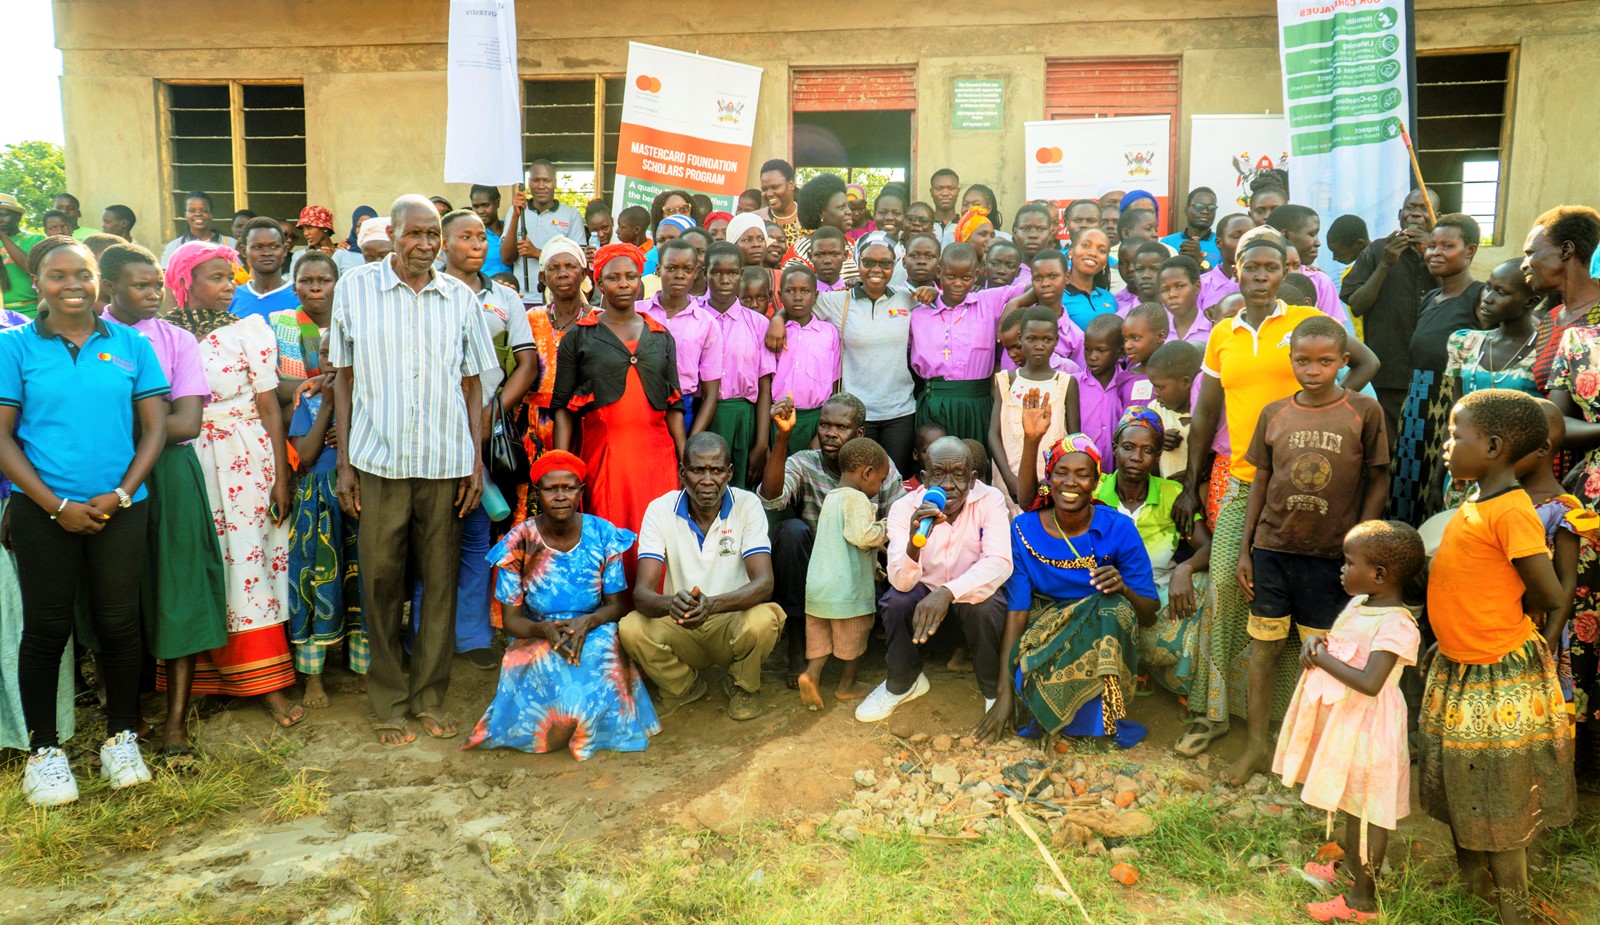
[1231, 316, 1389, 787]
[1423, 389, 1573, 925]
[799, 437, 890, 709]
[990, 306, 1080, 508]
[1145, 340, 1200, 481]
[769, 264, 841, 454]
[287, 332, 366, 709]
[1122, 301, 1169, 404]
[1276, 520, 1425, 922]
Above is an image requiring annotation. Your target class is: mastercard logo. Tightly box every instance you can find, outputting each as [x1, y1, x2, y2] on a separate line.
[96, 352, 112, 361]
[635, 74, 662, 93]
[1035, 147, 1064, 165]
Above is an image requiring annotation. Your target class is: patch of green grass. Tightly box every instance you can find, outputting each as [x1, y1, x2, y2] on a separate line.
[0, 734, 322, 887]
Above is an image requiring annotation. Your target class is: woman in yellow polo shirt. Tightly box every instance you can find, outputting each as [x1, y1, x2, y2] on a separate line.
[1170, 227, 1380, 757]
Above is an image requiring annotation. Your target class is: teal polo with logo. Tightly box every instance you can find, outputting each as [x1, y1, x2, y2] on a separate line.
[0, 317, 169, 503]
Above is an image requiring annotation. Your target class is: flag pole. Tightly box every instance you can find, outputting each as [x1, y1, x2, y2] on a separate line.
[1398, 129, 1438, 226]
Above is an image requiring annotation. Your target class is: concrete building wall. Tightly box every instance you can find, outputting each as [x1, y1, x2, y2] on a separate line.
[52, 0, 1599, 270]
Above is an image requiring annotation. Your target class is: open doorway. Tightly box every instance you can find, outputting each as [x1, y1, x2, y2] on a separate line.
[791, 67, 916, 199]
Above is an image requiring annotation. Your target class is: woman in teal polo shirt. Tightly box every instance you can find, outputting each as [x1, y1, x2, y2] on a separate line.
[0, 235, 169, 807]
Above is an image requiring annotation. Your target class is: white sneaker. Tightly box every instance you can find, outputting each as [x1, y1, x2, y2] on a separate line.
[99, 730, 152, 790]
[22, 747, 79, 807]
[855, 673, 931, 723]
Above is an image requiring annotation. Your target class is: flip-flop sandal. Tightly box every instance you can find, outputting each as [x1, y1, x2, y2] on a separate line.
[159, 743, 200, 771]
[265, 704, 305, 728]
[1174, 718, 1228, 757]
[370, 717, 414, 747]
[413, 711, 459, 739]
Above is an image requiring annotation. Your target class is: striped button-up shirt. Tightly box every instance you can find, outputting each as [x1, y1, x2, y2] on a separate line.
[329, 257, 498, 480]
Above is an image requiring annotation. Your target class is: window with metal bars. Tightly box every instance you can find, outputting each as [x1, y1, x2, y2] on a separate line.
[1414, 50, 1515, 244]
[164, 82, 306, 237]
[522, 77, 623, 208]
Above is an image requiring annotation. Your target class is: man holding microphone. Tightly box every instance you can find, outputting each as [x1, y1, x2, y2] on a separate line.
[860, 436, 1013, 723]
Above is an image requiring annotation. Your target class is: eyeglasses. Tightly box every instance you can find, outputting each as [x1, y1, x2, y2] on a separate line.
[1191, 203, 1218, 212]
[664, 203, 692, 215]
[860, 258, 896, 269]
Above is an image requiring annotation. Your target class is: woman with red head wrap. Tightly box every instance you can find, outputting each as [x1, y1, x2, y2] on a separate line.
[463, 448, 660, 760]
[551, 241, 684, 584]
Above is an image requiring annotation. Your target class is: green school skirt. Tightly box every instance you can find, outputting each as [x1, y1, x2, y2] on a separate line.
[709, 397, 758, 489]
[770, 405, 822, 456]
[916, 377, 993, 446]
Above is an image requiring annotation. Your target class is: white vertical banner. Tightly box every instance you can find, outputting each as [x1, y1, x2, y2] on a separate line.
[1188, 115, 1289, 213]
[444, 0, 522, 186]
[1024, 115, 1172, 226]
[1277, 0, 1412, 267]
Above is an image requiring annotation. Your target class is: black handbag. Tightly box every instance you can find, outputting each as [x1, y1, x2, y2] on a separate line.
[487, 393, 531, 478]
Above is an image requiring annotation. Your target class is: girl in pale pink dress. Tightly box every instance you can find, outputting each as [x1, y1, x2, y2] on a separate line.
[1273, 520, 1425, 924]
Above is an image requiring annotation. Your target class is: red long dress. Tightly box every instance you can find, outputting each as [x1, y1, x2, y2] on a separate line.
[581, 339, 679, 584]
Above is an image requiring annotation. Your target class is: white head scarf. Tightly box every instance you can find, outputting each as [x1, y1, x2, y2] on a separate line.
[540, 234, 587, 269]
[725, 212, 769, 247]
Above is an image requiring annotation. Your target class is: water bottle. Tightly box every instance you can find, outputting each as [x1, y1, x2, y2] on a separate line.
[588, 231, 600, 249]
[482, 480, 510, 522]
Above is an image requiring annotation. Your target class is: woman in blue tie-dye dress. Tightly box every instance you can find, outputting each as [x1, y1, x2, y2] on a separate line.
[463, 451, 659, 760]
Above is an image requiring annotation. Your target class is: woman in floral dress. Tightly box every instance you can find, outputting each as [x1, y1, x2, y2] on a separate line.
[164, 241, 301, 727]
[1537, 205, 1600, 786]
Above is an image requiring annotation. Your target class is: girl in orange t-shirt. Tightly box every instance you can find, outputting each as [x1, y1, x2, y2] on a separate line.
[1423, 389, 1574, 925]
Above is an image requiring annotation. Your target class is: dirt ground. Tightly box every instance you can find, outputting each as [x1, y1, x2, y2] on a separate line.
[2, 635, 1591, 924]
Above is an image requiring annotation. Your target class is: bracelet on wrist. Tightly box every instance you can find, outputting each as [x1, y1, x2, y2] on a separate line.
[50, 497, 69, 520]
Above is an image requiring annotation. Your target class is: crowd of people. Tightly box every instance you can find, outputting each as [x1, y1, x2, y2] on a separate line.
[1, 155, 1598, 924]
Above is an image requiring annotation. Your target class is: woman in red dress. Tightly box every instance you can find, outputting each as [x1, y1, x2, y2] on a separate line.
[551, 243, 685, 584]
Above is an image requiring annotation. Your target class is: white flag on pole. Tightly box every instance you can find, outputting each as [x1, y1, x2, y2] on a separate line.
[444, 0, 521, 186]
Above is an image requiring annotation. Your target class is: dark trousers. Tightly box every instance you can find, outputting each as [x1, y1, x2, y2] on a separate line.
[865, 414, 916, 483]
[772, 517, 815, 667]
[12, 494, 148, 749]
[358, 472, 464, 720]
[879, 583, 1006, 698]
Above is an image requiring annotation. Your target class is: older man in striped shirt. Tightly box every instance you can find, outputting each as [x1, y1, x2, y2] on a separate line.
[331, 194, 498, 747]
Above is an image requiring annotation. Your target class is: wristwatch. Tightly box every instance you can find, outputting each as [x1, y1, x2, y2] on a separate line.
[114, 487, 132, 509]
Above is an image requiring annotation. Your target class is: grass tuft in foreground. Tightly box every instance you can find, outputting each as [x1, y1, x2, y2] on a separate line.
[1, 731, 318, 886]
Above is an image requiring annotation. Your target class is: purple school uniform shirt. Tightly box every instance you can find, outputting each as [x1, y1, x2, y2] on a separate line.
[101, 309, 210, 403]
[909, 279, 1028, 380]
[1114, 287, 1143, 316]
[1074, 365, 1133, 468]
[639, 294, 725, 397]
[772, 315, 841, 409]
[1197, 265, 1238, 314]
[818, 277, 850, 293]
[1173, 309, 1214, 346]
[1303, 267, 1349, 325]
[706, 304, 775, 402]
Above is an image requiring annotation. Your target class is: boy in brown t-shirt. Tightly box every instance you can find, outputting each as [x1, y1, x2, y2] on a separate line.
[1225, 314, 1391, 786]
